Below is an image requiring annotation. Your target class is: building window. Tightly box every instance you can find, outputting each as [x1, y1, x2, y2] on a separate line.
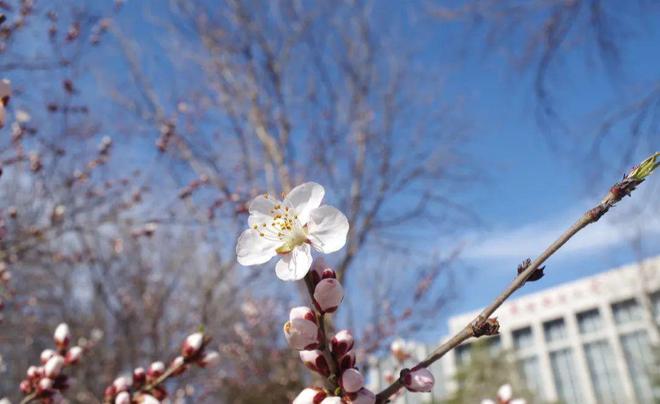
[518, 356, 542, 398]
[550, 348, 583, 403]
[455, 343, 471, 367]
[651, 290, 660, 321]
[487, 336, 501, 357]
[620, 331, 654, 403]
[584, 340, 624, 403]
[512, 327, 534, 350]
[577, 308, 602, 334]
[611, 298, 642, 324]
[543, 318, 567, 343]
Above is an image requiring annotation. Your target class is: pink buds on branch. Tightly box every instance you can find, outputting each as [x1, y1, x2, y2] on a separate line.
[19, 323, 84, 402]
[340, 368, 365, 394]
[330, 330, 354, 357]
[293, 387, 328, 404]
[103, 331, 217, 404]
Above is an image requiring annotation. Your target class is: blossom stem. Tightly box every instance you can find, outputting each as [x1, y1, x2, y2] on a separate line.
[374, 157, 658, 403]
[19, 393, 37, 404]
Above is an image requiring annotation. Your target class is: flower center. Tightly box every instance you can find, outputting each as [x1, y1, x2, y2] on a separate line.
[253, 201, 308, 254]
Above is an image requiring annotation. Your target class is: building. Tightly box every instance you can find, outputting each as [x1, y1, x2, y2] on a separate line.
[368, 257, 660, 403]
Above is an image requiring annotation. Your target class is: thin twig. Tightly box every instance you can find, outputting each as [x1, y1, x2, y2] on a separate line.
[375, 152, 659, 403]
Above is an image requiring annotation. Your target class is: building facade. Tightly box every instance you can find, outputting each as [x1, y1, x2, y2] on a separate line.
[369, 257, 660, 403]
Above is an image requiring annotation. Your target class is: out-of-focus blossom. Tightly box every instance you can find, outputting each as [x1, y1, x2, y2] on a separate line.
[293, 387, 327, 404]
[133, 367, 146, 385]
[313, 278, 344, 313]
[44, 355, 65, 378]
[481, 383, 527, 404]
[320, 397, 343, 404]
[340, 368, 364, 393]
[53, 323, 71, 349]
[299, 350, 331, 377]
[331, 330, 354, 356]
[198, 351, 220, 368]
[112, 376, 131, 392]
[390, 338, 412, 362]
[284, 306, 320, 350]
[147, 362, 165, 380]
[236, 182, 349, 281]
[403, 367, 434, 392]
[115, 391, 131, 404]
[40, 349, 56, 364]
[181, 332, 204, 358]
[65, 346, 83, 365]
[139, 394, 161, 404]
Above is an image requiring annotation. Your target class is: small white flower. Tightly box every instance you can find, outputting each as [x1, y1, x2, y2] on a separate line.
[236, 182, 349, 281]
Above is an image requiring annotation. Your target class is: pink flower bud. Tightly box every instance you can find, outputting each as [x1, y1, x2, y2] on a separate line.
[320, 398, 343, 404]
[181, 332, 204, 358]
[284, 307, 320, 350]
[344, 388, 376, 404]
[104, 386, 117, 399]
[299, 350, 331, 377]
[309, 258, 328, 286]
[65, 346, 83, 365]
[337, 350, 356, 372]
[27, 366, 39, 378]
[198, 351, 220, 368]
[115, 391, 131, 404]
[331, 330, 354, 356]
[133, 367, 146, 385]
[293, 387, 327, 404]
[313, 279, 343, 313]
[20, 379, 32, 394]
[41, 349, 56, 364]
[340, 368, 364, 394]
[147, 362, 165, 379]
[38, 377, 54, 391]
[113, 376, 131, 392]
[403, 367, 434, 392]
[44, 355, 65, 378]
[53, 323, 71, 348]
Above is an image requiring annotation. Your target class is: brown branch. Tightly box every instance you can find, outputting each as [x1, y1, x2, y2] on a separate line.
[375, 152, 659, 403]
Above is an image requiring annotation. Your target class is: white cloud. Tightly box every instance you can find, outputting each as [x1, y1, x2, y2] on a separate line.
[463, 197, 660, 262]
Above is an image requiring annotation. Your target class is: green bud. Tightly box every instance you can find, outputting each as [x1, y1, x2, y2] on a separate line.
[628, 152, 659, 181]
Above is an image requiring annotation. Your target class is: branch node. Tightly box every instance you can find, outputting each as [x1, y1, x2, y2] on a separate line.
[471, 317, 500, 338]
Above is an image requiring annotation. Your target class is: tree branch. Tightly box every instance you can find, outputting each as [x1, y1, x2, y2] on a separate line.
[375, 152, 659, 403]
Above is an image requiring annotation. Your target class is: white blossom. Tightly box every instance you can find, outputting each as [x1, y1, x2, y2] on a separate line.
[236, 182, 349, 281]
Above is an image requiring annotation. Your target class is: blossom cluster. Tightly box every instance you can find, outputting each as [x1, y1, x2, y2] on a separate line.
[19, 324, 84, 403]
[481, 384, 526, 404]
[237, 183, 436, 403]
[289, 260, 375, 404]
[103, 332, 220, 404]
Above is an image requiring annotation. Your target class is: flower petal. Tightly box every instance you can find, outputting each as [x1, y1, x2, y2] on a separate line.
[275, 244, 313, 281]
[236, 229, 279, 266]
[307, 205, 349, 253]
[248, 194, 280, 227]
[284, 182, 325, 224]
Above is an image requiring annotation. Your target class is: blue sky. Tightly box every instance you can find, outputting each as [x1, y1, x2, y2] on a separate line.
[102, 1, 659, 341]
